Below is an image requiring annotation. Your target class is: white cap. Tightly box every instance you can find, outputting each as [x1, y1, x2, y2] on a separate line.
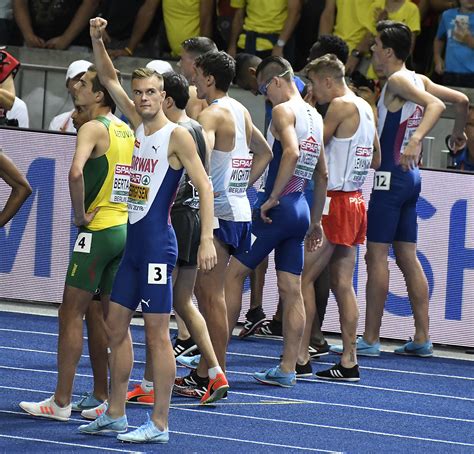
[146, 60, 173, 74]
[66, 60, 92, 82]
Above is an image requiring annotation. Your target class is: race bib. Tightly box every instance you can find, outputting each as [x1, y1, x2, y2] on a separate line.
[349, 146, 372, 185]
[373, 171, 391, 191]
[128, 172, 150, 212]
[295, 137, 320, 180]
[147, 263, 167, 285]
[73, 232, 92, 253]
[110, 164, 130, 203]
[228, 158, 252, 194]
[401, 106, 423, 154]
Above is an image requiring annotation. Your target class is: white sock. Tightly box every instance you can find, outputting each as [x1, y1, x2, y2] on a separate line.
[208, 366, 223, 380]
[141, 378, 154, 392]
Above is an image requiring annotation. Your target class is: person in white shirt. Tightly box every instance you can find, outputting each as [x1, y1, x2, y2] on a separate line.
[7, 96, 29, 127]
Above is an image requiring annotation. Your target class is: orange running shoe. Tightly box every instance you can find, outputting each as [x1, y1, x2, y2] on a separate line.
[126, 384, 154, 405]
[200, 373, 229, 405]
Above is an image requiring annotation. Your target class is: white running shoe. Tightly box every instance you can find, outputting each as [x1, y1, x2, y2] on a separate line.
[19, 396, 71, 421]
[81, 401, 108, 420]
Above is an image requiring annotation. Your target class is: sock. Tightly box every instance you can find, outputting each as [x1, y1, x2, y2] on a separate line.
[141, 378, 154, 392]
[208, 366, 223, 380]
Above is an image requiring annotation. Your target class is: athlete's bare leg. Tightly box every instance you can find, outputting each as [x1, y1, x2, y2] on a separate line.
[393, 241, 430, 344]
[175, 313, 191, 341]
[249, 256, 268, 311]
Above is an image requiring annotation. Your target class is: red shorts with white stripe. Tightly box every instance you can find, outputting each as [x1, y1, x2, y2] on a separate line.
[322, 190, 367, 247]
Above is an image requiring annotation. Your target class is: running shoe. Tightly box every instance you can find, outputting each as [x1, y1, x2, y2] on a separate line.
[71, 392, 104, 412]
[172, 336, 198, 358]
[254, 366, 296, 388]
[126, 384, 154, 405]
[176, 353, 201, 369]
[19, 396, 71, 422]
[200, 372, 230, 404]
[295, 361, 313, 378]
[254, 319, 283, 339]
[308, 340, 330, 359]
[238, 307, 267, 338]
[315, 363, 360, 382]
[78, 412, 128, 434]
[81, 401, 108, 420]
[394, 339, 433, 357]
[117, 414, 169, 444]
[330, 337, 381, 357]
[173, 371, 209, 399]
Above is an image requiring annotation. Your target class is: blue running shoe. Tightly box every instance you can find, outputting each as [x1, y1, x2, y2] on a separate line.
[330, 337, 381, 357]
[71, 392, 104, 412]
[394, 339, 433, 357]
[253, 366, 296, 388]
[176, 354, 201, 369]
[117, 415, 169, 444]
[78, 412, 127, 434]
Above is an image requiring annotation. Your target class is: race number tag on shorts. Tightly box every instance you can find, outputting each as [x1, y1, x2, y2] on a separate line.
[73, 232, 92, 254]
[373, 171, 391, 191]
[294, 136, 320, 180]
[110, 164, 130, 203]
[323, 196, 331, 216]
[147, 263, 167, 285]
[213, 217, 220, 230]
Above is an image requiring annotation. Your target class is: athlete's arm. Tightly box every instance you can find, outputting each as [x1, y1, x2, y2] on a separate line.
[248, 121, 273, 188]
[0, 149, 32, 227]
[197, 107, 218, 154]
[260, 103, 298, 223]
[68, 122, 103, 226]
[371, 130, 381, 170]
[0, 74, 15, 111]
[170, 127, 217, 271]
[421, 74, 469, 152]
[322, 98, 346, 144]
[388, 73, 445, 171]
[89, 17, 141, 129]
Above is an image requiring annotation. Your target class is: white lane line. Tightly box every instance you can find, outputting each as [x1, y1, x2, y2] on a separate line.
[171, 406, 474, 448]
[0, 433, 142, 453]
[0, 410, 332, 453]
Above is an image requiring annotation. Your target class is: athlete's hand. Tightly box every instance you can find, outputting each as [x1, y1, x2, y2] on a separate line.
[197, 238, 217, 272]
[400, 138, 421, 171]
[90, 17, 108, 41]
[74, 207, 100, 227]
[306, 222, 323, 252]
[260, 196, 279, 224]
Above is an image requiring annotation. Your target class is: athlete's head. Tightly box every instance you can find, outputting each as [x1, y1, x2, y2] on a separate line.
[193, 51, 235, 100]
[130, 67, 165, 120]
[162, 71, 190, 115]
[306, 54, 345, 104]
[65, 59, 91, 96]
[308, 35, 349, 65]
[372, 20, 412, 67]
[233, 53, 262, 95]
[255, 56, 293, 105]
[179, 37, 218, 81]
[71, 102, 89, 131]
[74, 65, 120, 112]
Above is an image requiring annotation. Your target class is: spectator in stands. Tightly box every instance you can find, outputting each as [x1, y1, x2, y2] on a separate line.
[0, 49, 19, 125]
[6, 97, 29, 128]
[214, 0, 236, 50]
[162, 0, 214, 57]
[13, 0, 99, 49]
[146, 59, 173, 74]
[0, 0, 21, 45]
[227, 0, 302, 64]
[450, 104, 474, 170]
[98, 0, 161, 58]
[434, 0, 474, 88]
[49, 60, 92, 133]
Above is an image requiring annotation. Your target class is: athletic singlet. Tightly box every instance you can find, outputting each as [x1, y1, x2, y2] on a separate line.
[377, 70, 425, 173]
[174, 118, 207, 210]
[128, 122, 183, 226]
[83, 115, 134, 231]
[326, 95, 375, 191]
[264, 99, 323, 200]
[210, 96, 252, 222]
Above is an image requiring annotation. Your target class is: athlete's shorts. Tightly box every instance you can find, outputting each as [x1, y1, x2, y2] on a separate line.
[367, 170, 421, 243]
[236, 191, 310, 275]
[214, 218, 251, 255]
[66, 224, 126, 294]
[322, 190, 367, 247]
[111, 223, 177, 314]
[171, 205, 200, 267]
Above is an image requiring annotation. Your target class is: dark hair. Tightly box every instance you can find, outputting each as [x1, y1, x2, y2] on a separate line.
[255, 56, 293, 82]
[194, 51, 235, 92]
[87, 64, 121, 111]
[234, 52, 261, 84]
[376, 20, 412, 62]
[309, 35, 349, 65]
[181, 36, 217, 56]
[162, 71, 190, 109]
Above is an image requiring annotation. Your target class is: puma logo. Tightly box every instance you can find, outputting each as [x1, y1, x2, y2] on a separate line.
[140, 298, 150, 307]
[152, 145, 159, 153]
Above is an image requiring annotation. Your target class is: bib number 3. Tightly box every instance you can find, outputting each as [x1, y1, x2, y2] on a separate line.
[373, 171, 391, 191]
[148, 263, 167, 285]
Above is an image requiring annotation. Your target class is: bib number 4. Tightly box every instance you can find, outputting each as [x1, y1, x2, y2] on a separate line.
[73, 232, 92, 253]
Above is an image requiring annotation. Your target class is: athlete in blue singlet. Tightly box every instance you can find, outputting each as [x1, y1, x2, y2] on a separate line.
[80, 17, 217, 444]
[359, 21, 469, 358]
[226, 56, 328, 388]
